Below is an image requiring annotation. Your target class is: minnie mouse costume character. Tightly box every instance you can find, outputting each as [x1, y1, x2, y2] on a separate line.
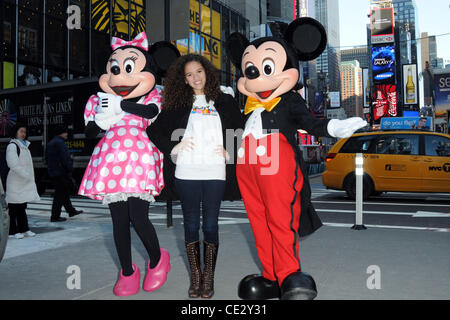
[78, 32, 180, 296]
[226, 18, 367, 300]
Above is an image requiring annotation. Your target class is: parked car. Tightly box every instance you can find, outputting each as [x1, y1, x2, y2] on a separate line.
[322, 130, 450, 199]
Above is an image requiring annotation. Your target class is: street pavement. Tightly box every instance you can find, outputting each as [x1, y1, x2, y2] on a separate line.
[0, 175, 449, 300]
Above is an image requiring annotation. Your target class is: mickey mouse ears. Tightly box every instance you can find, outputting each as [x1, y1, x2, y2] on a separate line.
[284, 17, 327, 61]
[225, 17, 327, 70]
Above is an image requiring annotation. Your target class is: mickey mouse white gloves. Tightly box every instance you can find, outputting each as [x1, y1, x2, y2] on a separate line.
[327, 117, 368, 139]
[94, 92, 125, 130]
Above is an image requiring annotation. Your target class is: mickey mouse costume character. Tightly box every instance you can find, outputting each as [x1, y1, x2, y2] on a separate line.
[225, 18, 367, 300]
[78, 32, 180, 297]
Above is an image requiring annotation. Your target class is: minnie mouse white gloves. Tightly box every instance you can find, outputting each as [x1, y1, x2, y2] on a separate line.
[327, 117, 368, 139]
[94, 92, 125, 130]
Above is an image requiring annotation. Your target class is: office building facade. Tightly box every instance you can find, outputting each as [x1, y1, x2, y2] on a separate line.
[1, 0, 249, 90]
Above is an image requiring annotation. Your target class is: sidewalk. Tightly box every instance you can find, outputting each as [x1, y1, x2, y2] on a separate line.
[1, 207, 449, 300]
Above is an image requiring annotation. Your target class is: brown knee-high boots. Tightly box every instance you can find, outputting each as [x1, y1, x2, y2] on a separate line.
[185, 241, 219, 299]
[201, 241, 218, 299]
[185, 241, 202, 298]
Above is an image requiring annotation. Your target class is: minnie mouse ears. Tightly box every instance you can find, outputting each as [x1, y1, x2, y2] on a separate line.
[284, 17, 327, 61]
[225, 17, 327, 69]
[147, 41, 181, 78]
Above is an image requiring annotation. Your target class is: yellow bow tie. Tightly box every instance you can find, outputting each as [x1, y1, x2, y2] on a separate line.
[244, 96, 281, 115]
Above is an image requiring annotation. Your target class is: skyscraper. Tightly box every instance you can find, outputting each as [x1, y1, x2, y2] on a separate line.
[314, 0, 341, 93]
[393, 0, 419, 65]
[341, 60, 363, 118]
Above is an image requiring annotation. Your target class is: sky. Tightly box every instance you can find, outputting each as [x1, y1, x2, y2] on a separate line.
[339, 0, 450, 62]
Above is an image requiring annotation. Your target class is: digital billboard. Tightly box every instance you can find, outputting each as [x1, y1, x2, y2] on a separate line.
[370, 7, 394, 37]
[372, 84, 397, 121]
[434, 72, 450, 116]
[403, 64, 418, 105]
[372, 44, 395, 84]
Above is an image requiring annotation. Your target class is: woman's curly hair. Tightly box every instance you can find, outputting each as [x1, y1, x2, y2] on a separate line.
[163, 54, 221, 110]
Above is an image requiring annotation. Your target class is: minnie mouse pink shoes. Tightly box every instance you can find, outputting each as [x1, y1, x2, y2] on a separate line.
[113, 263, 141, 297]
[143, 248, 171, 292]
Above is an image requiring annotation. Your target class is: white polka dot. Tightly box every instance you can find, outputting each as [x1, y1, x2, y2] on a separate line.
[142, 131, 148, 138]
[113, 166, 122, 175]
[124, 139, 133, 148]
[108, 180, 117, 189]
[135, 33, 143, 40]
[92, 159, 99, 167]
[93, 146, 100, 155]
[86, 181, 93, 190]
[148, 185, 155, 191]
[106, 153, 115, 163]
[148, 170, 156, 179]
[101, 143, 109, 152]
[118, 152, 127, 161]
[141, 39, 148, 48]
[100, 167, 109, 177]
[97, 157, 102, 165]
[140, 181, 146, 190]
[130, 128, 139, 136]
[118, 128, 126, 136]
[137, 141, 145, 149]
[131, 152, 139, 161]
[96, 182, 105, 192]
[128, 178, 137, 188]
[120, 178, 127, 187]
[256, 145, 266, 156]
[129, 120, 139, 126]
[135, 166, 143, 175]
[112, 140, 121, 149]
[153, 152, 159, 161]
[142, 154, 151, 164]
[125, 165, 132, 174]
[238, 148, 244, 158]
[106, 131, 114, 139]
[117, 120, 126, 126]
[86, 102, 92, 111]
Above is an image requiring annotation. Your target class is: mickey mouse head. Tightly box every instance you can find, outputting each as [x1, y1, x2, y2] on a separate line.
[225, 18, 327, 102]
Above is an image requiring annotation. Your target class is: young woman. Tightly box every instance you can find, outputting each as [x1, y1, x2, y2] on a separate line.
[147, 54, 243, 298]
[6, 124, 40, 239]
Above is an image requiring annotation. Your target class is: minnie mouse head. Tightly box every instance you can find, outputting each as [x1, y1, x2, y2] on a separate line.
[225, 18, 327, 103]
[99, 32, 180, 100]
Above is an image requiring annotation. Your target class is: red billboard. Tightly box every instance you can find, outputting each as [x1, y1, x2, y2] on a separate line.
[372, 84, 397, 121]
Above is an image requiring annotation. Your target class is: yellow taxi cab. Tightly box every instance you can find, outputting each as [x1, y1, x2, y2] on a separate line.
[322, 130, 450, 199]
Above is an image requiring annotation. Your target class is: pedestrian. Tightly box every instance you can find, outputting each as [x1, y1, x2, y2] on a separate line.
[45, 126, 83, 222]
[6, 124, 40, 239]
[78, 32, 180, 297]
[147, 54, 244, 299]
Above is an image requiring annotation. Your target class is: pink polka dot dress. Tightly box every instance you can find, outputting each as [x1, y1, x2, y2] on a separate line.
[78, 88, 164, 204]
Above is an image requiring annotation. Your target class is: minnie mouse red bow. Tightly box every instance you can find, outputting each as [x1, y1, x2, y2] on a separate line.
[111, 32, 149, 51]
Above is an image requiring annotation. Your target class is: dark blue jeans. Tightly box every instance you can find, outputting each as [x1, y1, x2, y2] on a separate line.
[174, 178, 225, 245]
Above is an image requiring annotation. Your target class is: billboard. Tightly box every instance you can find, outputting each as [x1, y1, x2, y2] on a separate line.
[434, 72, 450, 116]
[370, 7, 394, 43]
[380, 117, 432, 130]
[329, 91, 340, 108]
[363, 68, 370, 107]
[403, 64, 418, 105]
[372, 84, 397, 121]
[372, 44, 395, 84]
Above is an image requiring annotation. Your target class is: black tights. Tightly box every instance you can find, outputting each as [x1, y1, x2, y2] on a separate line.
[109, 197, 161, 276]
